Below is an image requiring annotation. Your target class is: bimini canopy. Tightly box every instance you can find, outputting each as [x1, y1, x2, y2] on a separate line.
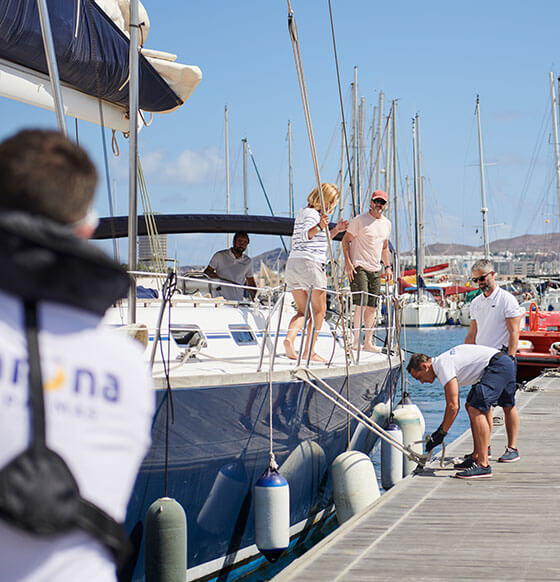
[92, 214, 346, 242]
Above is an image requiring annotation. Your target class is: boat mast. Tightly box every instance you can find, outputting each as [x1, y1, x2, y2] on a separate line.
[375, 91, 384, 189]
[127, 0, 140, 323]
[413, 114, 423, 301]
[36, 0, 67, 135]
[358, 96, 366, 212]
[475, 95, 490, 259]
[242, 138, 248, 214]
[225, 105, 230, 247]
[392, 100, 400, 262]
[406, 176, 414, 258]
[288, 120, 294, 219]
[352, 67, 359, 213]
[549, 73, 560, 218]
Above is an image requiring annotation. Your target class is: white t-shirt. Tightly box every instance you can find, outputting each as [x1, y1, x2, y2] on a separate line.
[208, 249, 253, 301]
[432, 344, 499, 387]
[289, 207, 328, 264]
[470, 286, 523, 350]
[0, 291, 155, 582]
[347, 212, 391, 272]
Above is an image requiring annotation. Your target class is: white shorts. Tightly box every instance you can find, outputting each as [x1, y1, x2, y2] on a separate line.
[285, 257, 327, 291]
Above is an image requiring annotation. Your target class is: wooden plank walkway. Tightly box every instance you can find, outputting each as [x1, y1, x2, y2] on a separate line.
[274, 372, 560, 582]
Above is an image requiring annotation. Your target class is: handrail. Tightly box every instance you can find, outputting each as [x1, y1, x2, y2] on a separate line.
[257, 288, 289, 372]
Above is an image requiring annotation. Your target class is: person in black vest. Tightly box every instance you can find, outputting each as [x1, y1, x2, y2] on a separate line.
[0, 129, 154, 582]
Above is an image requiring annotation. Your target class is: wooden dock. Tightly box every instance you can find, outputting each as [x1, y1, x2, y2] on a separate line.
[274, 372, 560, 581]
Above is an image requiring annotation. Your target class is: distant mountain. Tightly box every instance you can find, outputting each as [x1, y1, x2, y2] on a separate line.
[252, 248, 288, 271]
[401, 232, 560, 256]
[180, 232, 560, 272]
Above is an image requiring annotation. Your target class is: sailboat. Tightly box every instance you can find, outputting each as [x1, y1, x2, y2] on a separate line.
[401, 114, 447, 327]
[0, 2, 403, 580]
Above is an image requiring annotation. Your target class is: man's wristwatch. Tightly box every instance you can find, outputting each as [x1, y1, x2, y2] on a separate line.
[384, 265, 392, 271]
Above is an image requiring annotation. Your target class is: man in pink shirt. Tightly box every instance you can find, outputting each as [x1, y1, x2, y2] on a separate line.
[342, 190, 392, 351]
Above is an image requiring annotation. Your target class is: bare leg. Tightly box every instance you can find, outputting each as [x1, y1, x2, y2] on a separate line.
[467, 405, 491, 466]
[352, 306, 362, 349]
[284, 289, 308, 360]
[362, 306, 380, 351]
[503, 405, 519, 449]
[303, 289, 327, 362]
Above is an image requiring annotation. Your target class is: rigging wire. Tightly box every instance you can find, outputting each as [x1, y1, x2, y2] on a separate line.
[286, 0, 354, 447]
[86, 0, 119, 262]
[326, 0, 356, 216]
[246, 141, 288, 253]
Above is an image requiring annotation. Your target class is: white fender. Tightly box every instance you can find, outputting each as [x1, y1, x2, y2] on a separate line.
[332, 451, 379, 525]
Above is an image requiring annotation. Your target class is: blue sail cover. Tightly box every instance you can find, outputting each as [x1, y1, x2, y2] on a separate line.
[0, 0, 182, 112]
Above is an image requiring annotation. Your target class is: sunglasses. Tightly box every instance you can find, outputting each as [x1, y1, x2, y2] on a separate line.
[371, 198, 387, 206]
[472, 272, 492, 283]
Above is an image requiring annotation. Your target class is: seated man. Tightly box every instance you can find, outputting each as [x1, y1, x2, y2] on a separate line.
[204, 232, 256, 301]
[407, 344, 517, 480]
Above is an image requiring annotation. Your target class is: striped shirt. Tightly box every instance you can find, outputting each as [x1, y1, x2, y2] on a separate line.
[289, 207, 328, 264]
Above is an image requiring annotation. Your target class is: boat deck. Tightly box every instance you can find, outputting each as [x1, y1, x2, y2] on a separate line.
[274, 371, 560, 581]
[152, 342, 399, 388]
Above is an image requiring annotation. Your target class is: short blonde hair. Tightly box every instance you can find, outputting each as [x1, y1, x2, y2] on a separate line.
[307, 183, 339, 213]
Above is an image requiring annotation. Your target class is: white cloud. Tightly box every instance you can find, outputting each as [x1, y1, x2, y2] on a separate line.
[141, 148, 223, 185]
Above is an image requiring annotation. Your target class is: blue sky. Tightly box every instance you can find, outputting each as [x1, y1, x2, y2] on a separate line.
[1, 0, 559, 266]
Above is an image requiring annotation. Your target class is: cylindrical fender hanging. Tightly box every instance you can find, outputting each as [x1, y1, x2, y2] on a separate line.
[332, 450, 380, 525]
[393, 403, 425, 476]
[145, 497, 187, 582]
[381, 422, 403, 490]
[197, 459, 248, 536]
[254, 466, 290, 562]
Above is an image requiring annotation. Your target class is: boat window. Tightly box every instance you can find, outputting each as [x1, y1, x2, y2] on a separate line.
[228, 324, 257, 345]
[170, 325, 207, 348]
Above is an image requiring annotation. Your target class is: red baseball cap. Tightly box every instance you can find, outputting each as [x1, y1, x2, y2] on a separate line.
[371, 190, 388, 202]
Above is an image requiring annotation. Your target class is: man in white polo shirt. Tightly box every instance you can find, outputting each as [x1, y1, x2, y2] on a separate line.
[407, 344, 517, 479]
[465, 258, 523, 463]
[204, 232, 256, 302]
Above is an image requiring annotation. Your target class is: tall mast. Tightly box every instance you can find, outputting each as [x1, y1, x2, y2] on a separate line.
[384, 111, 391, 194]
[406, 175, 414, 257]
[36, 0, 67, 135]
[375, 91, 384, 189]
[358, 96, 366, 212]
[392, 100, 400, 262]
[549, 73, 560, 218]
[242, 138, 248, 215]
[288, 120, 294, 219]
[414, 114, 424, 301]
[127, 0, 140, 323]
[476, 95, 490, 258]
[352, 67, 359, 213]
[338, 122, 345, 214]
[225, 105, 230, 247]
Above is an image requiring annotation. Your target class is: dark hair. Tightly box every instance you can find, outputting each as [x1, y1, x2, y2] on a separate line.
[406, 353, 431, 373]
[0, 129, 97, 224]
[233, 232, 250, 243]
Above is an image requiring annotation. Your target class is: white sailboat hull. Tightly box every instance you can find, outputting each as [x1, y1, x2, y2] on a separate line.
[401, 299, 447, 327]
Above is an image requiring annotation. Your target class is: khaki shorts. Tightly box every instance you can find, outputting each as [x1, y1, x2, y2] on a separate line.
[285, 257, 327, 291]
[350, 266, 381, 307]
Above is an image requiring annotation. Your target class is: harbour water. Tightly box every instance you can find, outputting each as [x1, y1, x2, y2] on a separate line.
[242, 325, 472, 581]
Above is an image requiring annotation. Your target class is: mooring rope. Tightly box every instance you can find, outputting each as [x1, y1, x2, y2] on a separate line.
[286, 0, 355, 447]
[293, 366, 427, 464]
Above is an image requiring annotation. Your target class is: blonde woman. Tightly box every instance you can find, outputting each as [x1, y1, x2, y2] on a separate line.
[284, 183, 348, 362]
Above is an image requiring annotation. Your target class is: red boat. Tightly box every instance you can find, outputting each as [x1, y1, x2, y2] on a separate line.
[517, 304, 560, 382]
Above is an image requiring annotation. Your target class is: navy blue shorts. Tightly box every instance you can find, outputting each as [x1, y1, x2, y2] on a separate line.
[466, 353, 517, 414]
